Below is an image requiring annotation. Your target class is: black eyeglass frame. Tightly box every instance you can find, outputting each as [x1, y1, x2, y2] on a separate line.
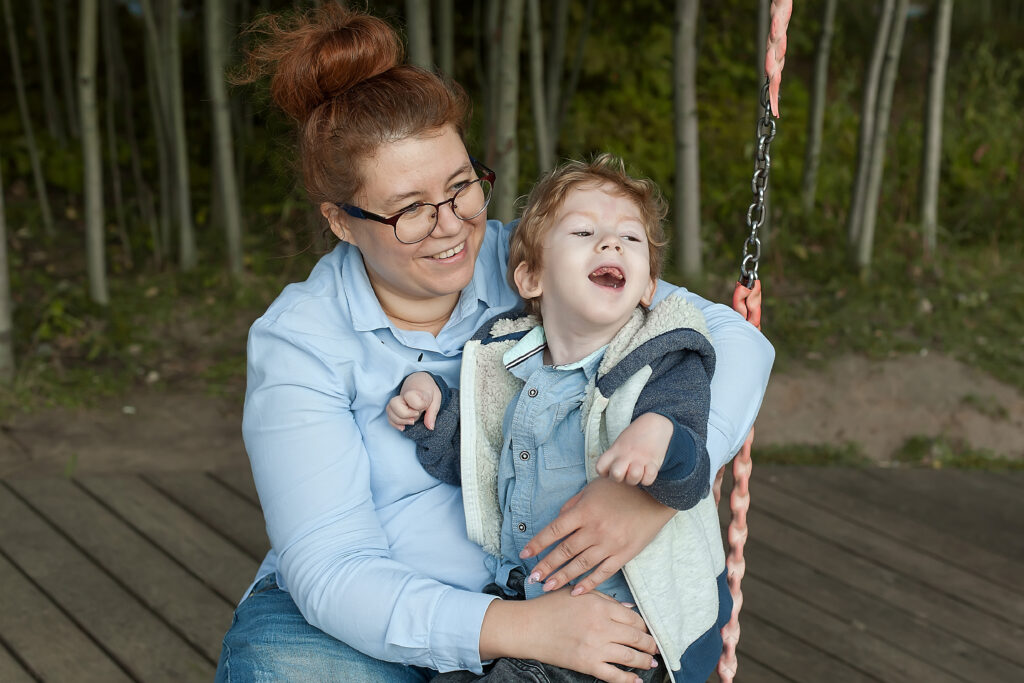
[337, 157, 496, 245]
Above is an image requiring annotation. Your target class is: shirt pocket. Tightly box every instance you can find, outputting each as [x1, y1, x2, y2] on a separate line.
[539, 401, 585, 470]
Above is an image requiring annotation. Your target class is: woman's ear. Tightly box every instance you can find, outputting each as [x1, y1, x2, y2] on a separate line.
[321, 202, 351, 243]
[513, 261, 543, 300]
[640, 278, 657, 308]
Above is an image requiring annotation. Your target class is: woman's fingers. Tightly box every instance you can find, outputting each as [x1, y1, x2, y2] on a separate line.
[520, 505, 583, 561]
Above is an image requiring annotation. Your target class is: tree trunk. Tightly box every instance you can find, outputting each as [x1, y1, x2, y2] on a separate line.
[206, 0, 245, 276]
[405, 0, 433, 69]
[140, 0, 174, 260]
[492, 0, 525, 223]
[56, 0, 80, 138]
[801, 0, 837, 214]
[31, 0, 65, 142]
[163, 0, 197, 270]
[110, 0, 160, 268]
[857, 0, 909, 278]
[527, 0, 552, 173]
[848, 0, 896, 247]
[79, 0, 109, 305]
[436, 0, 454, 76]
[2, 0, 56, 238]
[102, 0, 132, 270]
[756, 0, 771, 244]
[0, 157, 14, 383]
[920, 0, 953, 258]
[544, 0, 569, 160]
[555, 0, 595, 143]
[674, 0, 701, 279]
[484, 0, 502, 163]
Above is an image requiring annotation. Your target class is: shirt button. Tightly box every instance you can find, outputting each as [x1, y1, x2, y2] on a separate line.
[518, 522, 527, 532]
[528, 388, 538, 397]
[519, 451, 530, 460]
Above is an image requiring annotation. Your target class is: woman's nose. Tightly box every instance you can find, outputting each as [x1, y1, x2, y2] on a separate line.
[433, 200, 462, 236]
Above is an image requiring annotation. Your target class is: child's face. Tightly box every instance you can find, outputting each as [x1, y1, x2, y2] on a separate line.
[514, 182, 656, 334]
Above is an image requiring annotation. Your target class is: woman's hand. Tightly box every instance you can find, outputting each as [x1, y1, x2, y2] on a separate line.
[520, 478, 675, 596]
[479, 588, 658, 683]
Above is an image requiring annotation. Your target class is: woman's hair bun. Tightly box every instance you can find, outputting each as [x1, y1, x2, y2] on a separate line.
[241, 5, 403, 122]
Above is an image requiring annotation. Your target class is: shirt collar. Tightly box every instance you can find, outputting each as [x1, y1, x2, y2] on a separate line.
[503, 325, 605, 381]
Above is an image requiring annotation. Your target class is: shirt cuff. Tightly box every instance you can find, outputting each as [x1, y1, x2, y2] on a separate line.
[429, 588, 499, 674]
[655, 414, 697, 481]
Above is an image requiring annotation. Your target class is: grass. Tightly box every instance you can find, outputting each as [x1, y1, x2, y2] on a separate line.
[751, 442, 871, 467]
[893, 435, 1024, 471]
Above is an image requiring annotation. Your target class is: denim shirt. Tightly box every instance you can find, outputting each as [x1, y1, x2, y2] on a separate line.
[491, 328, 633, 603]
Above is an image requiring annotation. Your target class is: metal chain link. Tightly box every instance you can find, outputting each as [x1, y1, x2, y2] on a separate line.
[740, 79, 776, 288]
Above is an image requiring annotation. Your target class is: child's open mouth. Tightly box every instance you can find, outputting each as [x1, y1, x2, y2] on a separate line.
[588, 266, 625, 289]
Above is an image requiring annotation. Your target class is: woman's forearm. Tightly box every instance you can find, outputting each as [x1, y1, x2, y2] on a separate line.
[665, 289, 775, 479]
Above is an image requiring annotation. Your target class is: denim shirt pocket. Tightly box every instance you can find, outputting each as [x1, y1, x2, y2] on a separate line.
[539, 400, 585, 470]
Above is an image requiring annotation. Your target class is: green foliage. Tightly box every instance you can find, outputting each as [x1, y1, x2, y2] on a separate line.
[894, 435, 1024, 470]
[753, 441, 871, 467]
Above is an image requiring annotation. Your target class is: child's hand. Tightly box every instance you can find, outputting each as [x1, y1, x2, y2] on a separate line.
[386, 372, 442, 431]
[594, 413, 673, 486]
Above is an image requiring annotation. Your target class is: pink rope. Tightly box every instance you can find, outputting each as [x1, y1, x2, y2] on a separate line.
[716, 428, 754, 682]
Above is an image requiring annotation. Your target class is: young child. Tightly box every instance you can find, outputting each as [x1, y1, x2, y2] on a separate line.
[387, 155, 731, 683]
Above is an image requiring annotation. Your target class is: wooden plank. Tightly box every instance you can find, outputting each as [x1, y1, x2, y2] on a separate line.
[6, 477, 230, 663]
[858, 468, 1023, 561]
[78, 474, 260, 604]
[706, 651, 793, 683]
[741, 573, 960, 682]
[762, 467, 1022, 593]
[0, 552, 131, 682]
[145, 471, 268, 561]
[0, 485, 213, 681]
[745, 538, 1023, 681]
[734, 488, 1024, 667]
[0, 644, 34, 683]
[734, 611, 874, 682]
[210, 466, 260, 507]
[752, 477, 1024, 628]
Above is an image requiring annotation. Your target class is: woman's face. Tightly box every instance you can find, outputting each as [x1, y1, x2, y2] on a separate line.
[324, 126, 487, 318]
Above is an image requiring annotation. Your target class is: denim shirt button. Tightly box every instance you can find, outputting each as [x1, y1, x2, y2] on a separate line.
[519, 451, 530, 460]
[517, 522, 527, 532]
[527, 388, 538, 397]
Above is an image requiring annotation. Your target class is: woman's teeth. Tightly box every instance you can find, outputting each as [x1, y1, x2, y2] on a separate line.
[430, 242, 465, 259]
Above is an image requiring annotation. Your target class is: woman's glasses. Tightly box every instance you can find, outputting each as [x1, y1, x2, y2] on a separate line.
[339, 159, 496, 244]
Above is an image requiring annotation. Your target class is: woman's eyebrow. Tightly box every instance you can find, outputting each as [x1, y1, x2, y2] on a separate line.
[381, 164, 473, 208]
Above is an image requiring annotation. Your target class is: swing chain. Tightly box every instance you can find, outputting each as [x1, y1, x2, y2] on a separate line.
[740, 79, 776, 288]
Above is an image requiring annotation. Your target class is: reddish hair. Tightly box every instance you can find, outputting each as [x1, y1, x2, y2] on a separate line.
[238, 5, 470, 207]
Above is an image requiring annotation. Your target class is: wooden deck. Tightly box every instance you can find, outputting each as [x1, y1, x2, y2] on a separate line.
[0, 465, 1020, 682]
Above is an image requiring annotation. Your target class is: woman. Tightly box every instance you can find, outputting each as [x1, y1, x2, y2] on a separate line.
[218, 6, 773, 683]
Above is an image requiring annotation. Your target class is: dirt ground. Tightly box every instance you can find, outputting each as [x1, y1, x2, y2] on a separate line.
[1, 352, 1021, 478]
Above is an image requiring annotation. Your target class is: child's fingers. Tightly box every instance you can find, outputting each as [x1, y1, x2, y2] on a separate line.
[404, 390, 430, 412]
[623, 463, 644, 487]
[640, 466, 658, 487]
[423, 387, 443, 431]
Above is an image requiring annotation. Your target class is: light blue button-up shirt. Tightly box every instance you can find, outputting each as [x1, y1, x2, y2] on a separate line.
[242, 220, 774, 672]
[492, 329, 634, 604]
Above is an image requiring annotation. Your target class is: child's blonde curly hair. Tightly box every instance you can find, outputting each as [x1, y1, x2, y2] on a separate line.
[507, 153, 669, 317]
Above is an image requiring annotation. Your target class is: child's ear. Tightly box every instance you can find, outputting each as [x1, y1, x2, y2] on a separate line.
[513, 261, 543, 300]
[321, 202, 352, 243]
[640, 278, 657, 308]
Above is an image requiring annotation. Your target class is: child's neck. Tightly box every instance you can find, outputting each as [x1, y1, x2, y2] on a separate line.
[541, 320, 618, 367]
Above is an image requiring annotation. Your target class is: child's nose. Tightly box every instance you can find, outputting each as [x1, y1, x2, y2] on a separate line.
[598, 235, 623, 252]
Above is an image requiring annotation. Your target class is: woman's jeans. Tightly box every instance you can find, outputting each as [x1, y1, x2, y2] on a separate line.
[215, 573, 660, 682]
[215, 573, 434, 682]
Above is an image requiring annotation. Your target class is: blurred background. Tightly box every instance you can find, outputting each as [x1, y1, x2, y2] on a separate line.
[0, 0, 1021, 473]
